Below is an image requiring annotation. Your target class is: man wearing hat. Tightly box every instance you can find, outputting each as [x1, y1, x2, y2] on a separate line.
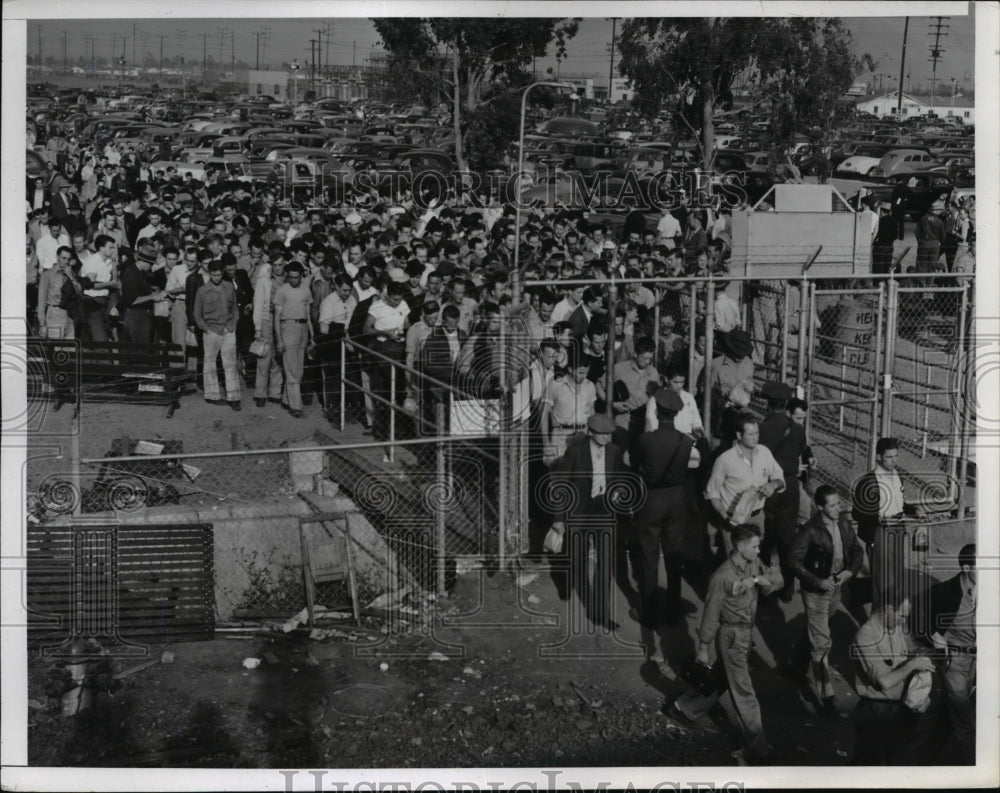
[193, 260, 242, 410]
[633, 388, 696, 638]
[758, 381, 814, 601]
[550, 412, 628, 632]
[872, 201, 900, 275]
[915, 203, 947, 274]
[704, 327, 755, 446]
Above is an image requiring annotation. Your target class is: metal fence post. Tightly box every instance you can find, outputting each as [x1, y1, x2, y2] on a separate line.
[388, 364, 396, 463]
[880, 278, 899, 438]
[954, 282, 971, 519]
[702, 279, 716, 436]
[780, 281, 790, 383]
[436, 402, 446, 597]
[796, 278, 810, 389]
[687, 283, 698, 391]
[868, 283, 886, 472]
[339, 338, 345, 432]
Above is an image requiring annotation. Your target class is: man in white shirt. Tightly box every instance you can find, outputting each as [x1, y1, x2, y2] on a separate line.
[36, 218, 70, 272]
[551, 284, 584, 326]
[657, 210, 682, 249]
[80, 234, 120, 342]
[363, 281, 411, 454]
[852, 437, 925, 609]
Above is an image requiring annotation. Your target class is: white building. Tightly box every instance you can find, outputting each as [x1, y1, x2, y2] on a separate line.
[248, 70, 289, 103]
[609, 77, 633, 104]
[855, 91, 975, 124]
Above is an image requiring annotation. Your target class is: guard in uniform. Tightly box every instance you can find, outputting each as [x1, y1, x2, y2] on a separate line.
[758, 381, 812, 601]
[632, 389, 695, 631]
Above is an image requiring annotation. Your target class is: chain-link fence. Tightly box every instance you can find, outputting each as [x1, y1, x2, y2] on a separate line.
[21, 271, 976, 631]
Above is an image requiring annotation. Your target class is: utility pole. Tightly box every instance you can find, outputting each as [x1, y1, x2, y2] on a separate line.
[37, 24, 42, 69]
[63, 31, 67, 74]
[159, 35, 165, 75]
[132, 23, 136, 70]
[928, 16, 949, 109]
[254, 27, 271, 70]
[231, 31, 235, 80]
[322, 22, 335, 73]
[310, 37, 318, 90]
[84, 34, 95, 77]
[202, 33, 208, 82]
[897, 17, 909, 117]
[608, 17, 618, 105]
[352, 40, 356, 68]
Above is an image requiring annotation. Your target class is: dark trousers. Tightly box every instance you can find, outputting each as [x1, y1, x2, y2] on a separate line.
[319, 324, 346, 415]
[567, 507, 616, 628]
[368, 338, 404, 442]
[635, 484, 689, 625]
[852, 694, 944, 765]
[872, 244, 894, 274]
[123, 309, 153, 346]
[83, 297, 109, 342]
[762, 474, 800, 597]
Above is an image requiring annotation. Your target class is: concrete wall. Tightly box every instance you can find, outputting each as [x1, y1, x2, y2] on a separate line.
[49, 492, 401, 621]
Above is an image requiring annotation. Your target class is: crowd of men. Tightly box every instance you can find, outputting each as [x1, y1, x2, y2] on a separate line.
[24, 128, 975, 766]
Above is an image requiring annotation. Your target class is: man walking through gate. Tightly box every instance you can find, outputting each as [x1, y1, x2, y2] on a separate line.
[758, 381, 813, 601]
[632, 388, 695, 634]
[550, 413, 628, 633]
[787, 485, 864, 716]
[670, 523, 782, 764]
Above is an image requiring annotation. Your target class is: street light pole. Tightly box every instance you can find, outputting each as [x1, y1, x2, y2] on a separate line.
[511, 80, 574, 305]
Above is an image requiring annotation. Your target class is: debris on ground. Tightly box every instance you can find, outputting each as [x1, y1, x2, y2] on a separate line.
[160, 651, 175, 665]
[428, 652, 449, 661]
[113, 659, 160, 680]
[242, 658, 261, 670]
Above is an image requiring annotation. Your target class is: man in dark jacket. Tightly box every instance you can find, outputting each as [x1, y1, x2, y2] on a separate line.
[759, 381, 813, 601]
[912, 543, 977, 763]
[632, 388, 695, 638]
[550, 413, 629, 633]
[420, 304, 467, 435]
[788, 485, 864, 715]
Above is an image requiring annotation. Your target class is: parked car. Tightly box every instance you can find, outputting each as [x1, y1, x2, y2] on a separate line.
[868, 148, 938, 180]
[850, 171, 954, 219]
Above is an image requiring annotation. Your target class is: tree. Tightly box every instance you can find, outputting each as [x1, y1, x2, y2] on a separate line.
[372, 18, 579, 173]
[616, 18, 870, 172]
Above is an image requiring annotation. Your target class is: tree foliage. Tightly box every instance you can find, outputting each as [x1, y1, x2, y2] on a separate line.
[372, 18, 579, 171]
[617, 18, 871, 172]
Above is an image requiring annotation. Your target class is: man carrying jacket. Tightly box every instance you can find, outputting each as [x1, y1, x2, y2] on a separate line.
[788, 485, 864, 716]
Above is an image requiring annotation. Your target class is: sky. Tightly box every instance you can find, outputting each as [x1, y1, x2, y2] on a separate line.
[16, 4, 977, 93]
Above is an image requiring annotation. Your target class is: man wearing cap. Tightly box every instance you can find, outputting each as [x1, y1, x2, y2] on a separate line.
[550, 412, 628, 632]
[120, 244, 167, 348]
[758, 381, 814, 601]
[705, 414, 785, 555]
[633, 388, 696, 634]
[193, 260, 241, 410]
[273, 261, 314, 418]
